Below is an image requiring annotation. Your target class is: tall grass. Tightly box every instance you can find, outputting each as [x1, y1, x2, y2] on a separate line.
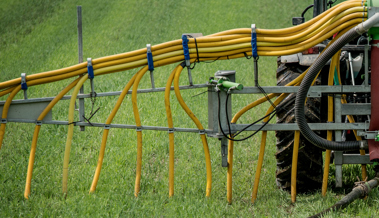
[0, 0, 378, 217]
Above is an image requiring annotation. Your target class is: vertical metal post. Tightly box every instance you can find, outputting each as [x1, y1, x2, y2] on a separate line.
[221, 137, 229, 167]
[77, 6, 85, 131]
[334, 94, 343, 187]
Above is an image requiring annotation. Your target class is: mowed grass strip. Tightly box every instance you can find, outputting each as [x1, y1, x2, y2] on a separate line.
[0, 0, 378, 217]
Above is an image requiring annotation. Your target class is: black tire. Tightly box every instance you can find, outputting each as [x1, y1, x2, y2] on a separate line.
[275, 60, 324, 193]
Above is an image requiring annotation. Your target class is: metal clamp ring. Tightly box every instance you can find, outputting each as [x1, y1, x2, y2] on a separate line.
[136, 127, 142, 132]
[104, 125, 111, 130]
[1, 119, 7, 124]
[199, 129, 205, 135]
[36, 121, 42, 126]
[168, 128, 175, 134]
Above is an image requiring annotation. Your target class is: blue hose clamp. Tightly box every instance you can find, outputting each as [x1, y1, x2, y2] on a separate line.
[21, 73, 27, 90]
[182, 34, 190, 64]
[146, 44, 154, 71]
[87, 58, 94, 79]
[251, 24, 258, 58]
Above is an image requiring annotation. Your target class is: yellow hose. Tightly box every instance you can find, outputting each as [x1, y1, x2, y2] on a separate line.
[24, 77, 80, 199]
[322, 50, 339, 197]
[131, 66, 149, 197]
[173, 65, 212, 197]
[89, 73, 138, 193]
[251, 93, 289, 204]
[62, 75, 88, 194]
[291, 130, 301, 203]
[0, 85, 22, 150]
[164, 65, 181, 197]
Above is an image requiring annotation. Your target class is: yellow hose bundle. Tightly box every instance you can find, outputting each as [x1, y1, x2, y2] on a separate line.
[0, 0, 369, 200]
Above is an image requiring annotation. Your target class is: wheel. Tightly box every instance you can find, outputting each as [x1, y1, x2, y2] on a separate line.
[275, 60, 324, 193]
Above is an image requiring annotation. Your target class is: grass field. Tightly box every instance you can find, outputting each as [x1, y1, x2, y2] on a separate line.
[1, 0, 378, 217]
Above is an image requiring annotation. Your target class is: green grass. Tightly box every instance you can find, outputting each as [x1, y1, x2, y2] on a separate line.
[0, 0, 378, 217]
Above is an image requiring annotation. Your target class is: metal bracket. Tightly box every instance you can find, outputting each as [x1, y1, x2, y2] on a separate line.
[168, 128, 174, 134]
[199, 129, 205, 135]
[307, 91, 322, 97]
[1, 119, 7, 124]
[36, 121, 42, 126]
[146, 44, 155, 89]
[21, 73, 28, 99]
[104, 125, 111, 130]
[136, 127, 142, 132]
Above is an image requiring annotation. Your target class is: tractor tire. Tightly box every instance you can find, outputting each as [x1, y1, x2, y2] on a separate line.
[275, 60, 324, 193]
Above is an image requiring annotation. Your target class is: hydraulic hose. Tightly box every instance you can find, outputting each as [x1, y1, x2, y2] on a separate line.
[24, 77, 80, 199]
[295, 13, 379, 151]
[173, 64, 212, 197]
[89, 73, 138, 193]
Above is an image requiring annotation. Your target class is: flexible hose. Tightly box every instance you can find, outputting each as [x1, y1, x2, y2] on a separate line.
[173, 64, 212, 197]
[89, 73, 138, 193]
[310, 177, 379, 218]
[291, 130, 301, 203]
[131, 66, 149, 197]
[24, 77, 80, 199]
[0, 85, 21, 149]
[164, 65, 181, 197]
[62, 75, 88, 194]
[322, 49, 338, 197]
[295, 26, 363, 151]
[251, 93, 289, 204]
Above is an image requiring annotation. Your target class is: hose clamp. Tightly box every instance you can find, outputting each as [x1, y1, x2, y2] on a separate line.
[360, 140, 368, 150]
[36, 121, 42, 126]
[199, 129, 205, 135]
[136, 127, 142, 132]
[104, 125, 111, 130]
[21, 73, 27, 90]
[1, 119, 7, 124]
[168, 128, 175, 134]
[87, 58, 94, 79]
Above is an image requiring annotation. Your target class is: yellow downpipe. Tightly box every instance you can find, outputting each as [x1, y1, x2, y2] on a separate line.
[173, 65, 212, 197]
[131, 66, 149, 197]
[0, 85, 22, 150]
[164, 65, 181, 197]
[89, 73, 138, 193]
[291, 130, 301, 203]
[62, 75, 88, 194]
[251, 93, 289, 203]
[24, 77, 80, 199]
[322, 50, 339, 196]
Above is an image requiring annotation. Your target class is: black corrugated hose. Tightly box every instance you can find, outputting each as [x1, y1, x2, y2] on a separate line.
[294, 27, 362, 151]
[309, 177, 379, 218]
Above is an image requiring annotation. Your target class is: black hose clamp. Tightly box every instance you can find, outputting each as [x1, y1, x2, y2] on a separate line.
[199, 129, 205, 135]
[1, 119, 7, 124]
[136, 127, 142, 132]
[36, 121, 42, 126]
[168, 128, 175, 134]
[104, 125, 111, 130]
